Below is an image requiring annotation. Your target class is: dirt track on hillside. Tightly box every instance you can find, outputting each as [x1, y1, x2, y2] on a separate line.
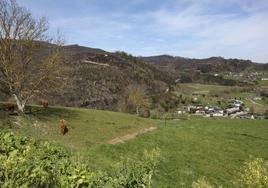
[108, 126, 157, 145]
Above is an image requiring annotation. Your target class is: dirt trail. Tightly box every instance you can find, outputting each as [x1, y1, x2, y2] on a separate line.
[108, 126, 157, 145]
[82, 60, 109, 67]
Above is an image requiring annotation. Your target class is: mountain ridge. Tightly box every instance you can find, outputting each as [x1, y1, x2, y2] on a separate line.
[2, 43, 267, 110]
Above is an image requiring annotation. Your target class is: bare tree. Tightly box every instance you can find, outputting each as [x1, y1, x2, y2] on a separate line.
[0, 0, 66, 113]
[126, 84, 150, 116]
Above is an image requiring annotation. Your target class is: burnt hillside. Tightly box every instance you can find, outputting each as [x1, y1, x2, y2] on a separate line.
[141, 55, 268, 85]
[2, 44, 267, 110]
[142, 55, 267, 74]
[34, 45, 174, 110]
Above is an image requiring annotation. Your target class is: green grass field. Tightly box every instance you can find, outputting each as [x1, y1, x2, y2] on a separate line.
[1, 106, 268, 187]
[86, 118, 268, 187]
[0, 106, 157, 152]
[259, 80, 268, 88]
[176, 83, 238, 94]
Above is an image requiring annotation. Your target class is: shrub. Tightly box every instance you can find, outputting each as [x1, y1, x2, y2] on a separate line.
[110, 148, 161, 187]
[0, 132, 69, 187]
[139, 107, 150, 118]
[192, 177, 215, 188]
[0, 103, 16, 112]
[235, 158, 268, 188]
[192, 158, 268, 188]
[0, 131, 160, 187]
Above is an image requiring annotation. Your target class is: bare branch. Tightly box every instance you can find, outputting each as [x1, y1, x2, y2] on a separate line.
[0, 0, 66, 112]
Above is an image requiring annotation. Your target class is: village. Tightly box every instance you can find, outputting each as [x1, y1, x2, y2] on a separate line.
[177, 98, 264, 119]
[224, 71, 268, 82]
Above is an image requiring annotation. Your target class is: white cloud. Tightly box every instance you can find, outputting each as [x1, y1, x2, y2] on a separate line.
[47, 0, 268, 62]
[145, 1, 268, 62]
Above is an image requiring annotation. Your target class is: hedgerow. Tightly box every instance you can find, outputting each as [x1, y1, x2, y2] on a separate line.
[0, 132, 160, 187]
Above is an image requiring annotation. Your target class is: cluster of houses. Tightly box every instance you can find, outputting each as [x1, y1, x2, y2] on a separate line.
[177, 99, 257, 119]
[225, 71, 268, 82]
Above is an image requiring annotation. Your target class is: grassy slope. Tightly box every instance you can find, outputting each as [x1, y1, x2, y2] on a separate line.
[1, 106, 268, 187]
[86, 118, 268, 187]
[259, 80, 268, 89]
[176, 83, 238, 93]
[2, 106, 157, 152]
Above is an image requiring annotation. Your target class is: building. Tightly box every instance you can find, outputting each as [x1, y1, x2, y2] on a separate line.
[228, 99, 244, 107]
[226, 107, 240, 114]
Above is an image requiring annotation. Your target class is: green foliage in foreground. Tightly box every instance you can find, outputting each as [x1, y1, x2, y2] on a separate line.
[0, 132, 160, 188]
[192, 177, 215, 188]
[193, 158, 268, 188]
[236, 158, 268, 188]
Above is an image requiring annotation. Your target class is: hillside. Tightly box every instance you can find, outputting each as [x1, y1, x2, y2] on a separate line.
[142, 55, 268, 85]
[0, 44, 174, 110]
[2, 43, 268, 111]
[142, 55, 268, 73]
[34, 48, 268, 110]
[59, 46, 176, 110]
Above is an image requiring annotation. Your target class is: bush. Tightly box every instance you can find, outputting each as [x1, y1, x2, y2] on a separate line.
[192, 177, 215, 188]
[0, 103, 16, 112]
[139, 107, 150, 118]
[0, 111, 12, 128]
[235, 158, 268, 188]
[0, 132, 69, 187]
[0, 131, 160, 187]
[192, 158, 268, 188]
[110, 148, 161, 187]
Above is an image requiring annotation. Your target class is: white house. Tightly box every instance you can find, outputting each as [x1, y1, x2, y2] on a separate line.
[226, 107, 240, 114]
[211, 112, 224, 117]
[228, 99, 244, 107]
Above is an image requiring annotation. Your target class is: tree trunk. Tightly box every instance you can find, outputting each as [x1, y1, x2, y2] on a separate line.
[13, 94, 25, 113]
[136, 106, 140, 117]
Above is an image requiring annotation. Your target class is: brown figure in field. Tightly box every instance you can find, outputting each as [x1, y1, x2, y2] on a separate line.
[3, 103, 16, 112]
[40, 99, 49, 108]
[59, 119, 68, 135]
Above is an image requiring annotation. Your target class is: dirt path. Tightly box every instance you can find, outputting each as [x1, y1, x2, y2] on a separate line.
[108, 126, 157, 145]
[82, 60, 109, 67]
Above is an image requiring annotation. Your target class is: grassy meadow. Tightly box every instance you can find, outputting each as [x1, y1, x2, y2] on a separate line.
[1, 106, 268, 187]
[86, 118, 268, 187]
[0, 106, 156, 151]
[259, 80, 268, 88]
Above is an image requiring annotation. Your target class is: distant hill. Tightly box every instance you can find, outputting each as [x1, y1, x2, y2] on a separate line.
[2, 43, 267, 110]
[142, 55, 267, 73]
[141, 55, 268, 85]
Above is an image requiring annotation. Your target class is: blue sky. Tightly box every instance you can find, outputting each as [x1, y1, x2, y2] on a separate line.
[17, 0, 268, 63]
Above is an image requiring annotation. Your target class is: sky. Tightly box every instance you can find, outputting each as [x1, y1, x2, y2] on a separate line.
[16, 0, 268, 63]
